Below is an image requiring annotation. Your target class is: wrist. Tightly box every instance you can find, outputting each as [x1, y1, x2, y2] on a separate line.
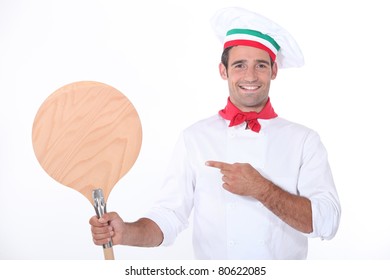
[252, 177, 273, 202]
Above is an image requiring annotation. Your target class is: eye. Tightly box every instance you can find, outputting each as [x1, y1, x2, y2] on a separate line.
[256, 63, 268, 69]
[232, 63, 247, 70]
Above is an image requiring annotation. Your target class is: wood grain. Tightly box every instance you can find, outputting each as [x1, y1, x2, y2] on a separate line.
[32, 81, 142, 205]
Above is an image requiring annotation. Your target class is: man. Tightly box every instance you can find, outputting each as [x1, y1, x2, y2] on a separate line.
[90, 7, 341, 259]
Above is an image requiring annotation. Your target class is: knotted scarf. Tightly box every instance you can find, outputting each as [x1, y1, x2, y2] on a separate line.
[219, 97, 278, 133]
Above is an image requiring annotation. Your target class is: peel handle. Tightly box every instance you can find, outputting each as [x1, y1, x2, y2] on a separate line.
[92, 188, 115, 260]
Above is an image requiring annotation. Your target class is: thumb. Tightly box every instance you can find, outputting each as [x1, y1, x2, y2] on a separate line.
[98, 212, 118, 223]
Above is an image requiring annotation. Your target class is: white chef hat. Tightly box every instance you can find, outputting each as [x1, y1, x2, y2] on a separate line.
[210, 7, 304, 68]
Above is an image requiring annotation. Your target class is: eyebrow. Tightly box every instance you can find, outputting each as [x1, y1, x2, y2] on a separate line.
[230, 59, 271, 67]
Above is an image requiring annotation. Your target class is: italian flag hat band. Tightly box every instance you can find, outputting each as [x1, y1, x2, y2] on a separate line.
[223, 29, 281, 61]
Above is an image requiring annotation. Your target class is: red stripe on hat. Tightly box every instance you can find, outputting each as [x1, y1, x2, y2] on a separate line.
[224, 39, 277, 62]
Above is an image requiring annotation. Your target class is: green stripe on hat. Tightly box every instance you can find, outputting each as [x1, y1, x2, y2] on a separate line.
[226, 29, 280, 51]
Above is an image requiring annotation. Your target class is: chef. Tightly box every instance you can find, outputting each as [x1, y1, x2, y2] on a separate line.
[90, 6, 341, 260]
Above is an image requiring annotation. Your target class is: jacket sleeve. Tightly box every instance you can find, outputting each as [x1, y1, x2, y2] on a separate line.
[299, 131, 341, 240]
[144, 132, 194, 246]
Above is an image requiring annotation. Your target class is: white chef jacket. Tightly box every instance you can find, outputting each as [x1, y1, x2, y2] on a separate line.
[145, 115, 341, 259]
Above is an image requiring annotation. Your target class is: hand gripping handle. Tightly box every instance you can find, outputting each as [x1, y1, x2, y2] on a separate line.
[92, 188, 115, 260]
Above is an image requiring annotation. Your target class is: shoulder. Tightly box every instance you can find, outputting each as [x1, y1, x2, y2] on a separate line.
[183, 114, 224, 133]
[267, 117, 324, 147]
[269, 117, 316, 134]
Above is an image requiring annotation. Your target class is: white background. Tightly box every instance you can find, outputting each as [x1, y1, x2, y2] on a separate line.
[1, 0, 389, 261]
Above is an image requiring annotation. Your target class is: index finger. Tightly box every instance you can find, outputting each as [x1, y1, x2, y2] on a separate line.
[205, 160, 232, 170]
[89, 213, 110, 226]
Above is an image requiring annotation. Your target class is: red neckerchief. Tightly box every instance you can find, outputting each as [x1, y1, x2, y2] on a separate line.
[219, 97, 278, 133]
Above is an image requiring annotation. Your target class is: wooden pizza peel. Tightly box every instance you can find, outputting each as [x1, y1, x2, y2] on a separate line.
[32, 81, 142, 259]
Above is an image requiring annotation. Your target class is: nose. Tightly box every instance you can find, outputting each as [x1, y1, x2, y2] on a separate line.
[244, 67, 258, 82]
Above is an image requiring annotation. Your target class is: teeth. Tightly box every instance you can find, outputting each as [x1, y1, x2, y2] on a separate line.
[240, 86, 259, 90]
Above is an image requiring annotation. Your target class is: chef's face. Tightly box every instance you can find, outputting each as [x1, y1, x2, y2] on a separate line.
[219, 45, 278, 112]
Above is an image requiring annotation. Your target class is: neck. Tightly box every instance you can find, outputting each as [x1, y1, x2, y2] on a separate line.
[230, 97, 269, 113]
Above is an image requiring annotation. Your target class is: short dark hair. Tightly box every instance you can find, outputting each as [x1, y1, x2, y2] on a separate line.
[221, 46, 233, 70]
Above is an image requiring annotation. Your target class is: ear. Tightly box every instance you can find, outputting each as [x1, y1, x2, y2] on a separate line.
[219, 62, 228, 80]
[271, 62, 278, 80]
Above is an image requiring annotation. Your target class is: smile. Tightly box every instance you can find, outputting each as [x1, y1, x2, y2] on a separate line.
[239, 85, 260, 90]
